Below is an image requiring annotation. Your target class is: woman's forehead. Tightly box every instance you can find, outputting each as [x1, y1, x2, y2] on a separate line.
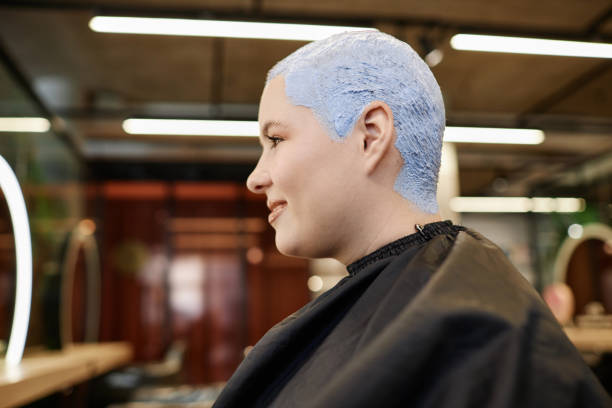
[259, 76, 316, 128]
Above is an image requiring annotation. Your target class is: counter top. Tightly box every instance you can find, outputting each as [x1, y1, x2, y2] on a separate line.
[0, 342, 133, 408]
[564, 327, 612, 352]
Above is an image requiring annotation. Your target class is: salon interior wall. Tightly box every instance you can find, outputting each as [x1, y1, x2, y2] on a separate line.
[0, 60, 86, 355]
[88, 180, 310, 384]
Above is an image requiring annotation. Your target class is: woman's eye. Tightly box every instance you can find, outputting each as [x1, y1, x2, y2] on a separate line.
[267, 136, 283, 148]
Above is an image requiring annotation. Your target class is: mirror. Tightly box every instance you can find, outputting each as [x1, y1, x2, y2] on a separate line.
[553, 223, 612, 317]
[60, 220, 101, 347]
[0, 154, 32, 365]
[0, 52, 86, 361]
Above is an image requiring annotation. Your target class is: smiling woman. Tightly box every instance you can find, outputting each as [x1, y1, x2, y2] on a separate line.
[214, 30, 610, 408]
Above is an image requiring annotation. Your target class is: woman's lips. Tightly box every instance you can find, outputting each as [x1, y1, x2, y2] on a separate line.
[268, 202, 287, 224]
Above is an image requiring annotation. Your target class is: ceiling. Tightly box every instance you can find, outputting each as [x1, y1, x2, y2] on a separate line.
[0, 0, 611, 197]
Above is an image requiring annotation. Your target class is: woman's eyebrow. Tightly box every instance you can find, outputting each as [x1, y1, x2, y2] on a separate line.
[261, 120, 288, 137]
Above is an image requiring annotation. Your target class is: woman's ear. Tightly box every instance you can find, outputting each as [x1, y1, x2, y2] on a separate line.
[360, 101, 395, 174]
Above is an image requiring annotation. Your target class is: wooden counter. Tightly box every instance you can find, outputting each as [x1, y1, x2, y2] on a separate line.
[564, 327, 612, 352]
[0, 342, 133, 408]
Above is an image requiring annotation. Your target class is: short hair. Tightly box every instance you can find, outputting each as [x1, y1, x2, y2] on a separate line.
[267, 30, 445, 214]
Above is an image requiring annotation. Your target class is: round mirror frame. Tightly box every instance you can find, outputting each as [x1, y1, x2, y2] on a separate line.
[60, 220, 101, 348]
[0, 155, 32, 366]
[553, 223, 612, 284]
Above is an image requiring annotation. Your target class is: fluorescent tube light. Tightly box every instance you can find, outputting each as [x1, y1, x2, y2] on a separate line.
[123, 119, 545, 145]
[554, 198, 586, 213]
[451, 34, 612, 59]
[443, 127, 544, 144]
[0, 117, 50, 133]
[123, 119, 260, 136]
[89, 16, 375, 41]
[449, 197, 585, 213]
[0, 155, 33, 366]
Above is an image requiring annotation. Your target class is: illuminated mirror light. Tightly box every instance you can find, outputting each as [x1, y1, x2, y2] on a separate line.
[90, 16, 375, 41]
[0, 155, 32, 366]
[451, 34, 612, 59]
[0, 117, 50, 133]
[443, 127, 544, 144]
[449, 197, 585, 213]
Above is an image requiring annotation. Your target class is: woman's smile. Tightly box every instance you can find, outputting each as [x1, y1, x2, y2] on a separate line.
[268, 200, 287, 225]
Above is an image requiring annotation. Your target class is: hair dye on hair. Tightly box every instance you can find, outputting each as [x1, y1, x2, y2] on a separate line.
[267, 31, 445, 213]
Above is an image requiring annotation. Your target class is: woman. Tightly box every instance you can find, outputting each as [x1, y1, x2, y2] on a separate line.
[214, 31, 609, 408]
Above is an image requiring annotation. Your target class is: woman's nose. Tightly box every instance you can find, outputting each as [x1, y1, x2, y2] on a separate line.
[246, 162, 272, 194]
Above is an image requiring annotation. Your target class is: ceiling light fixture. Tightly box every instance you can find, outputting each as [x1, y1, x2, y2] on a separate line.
[424, 49, 444, 67]
[123, 119, 545, 145]
[0, 117, 50, 133]
[450, 34, 612, 59]
[89, 16, 375, 41]
[419, 35, 444, 67]
[449, 197, 585, 213]
[123, 119, 260, 136]
[567, 224, 584, 239]
[444, 127, 544, 144]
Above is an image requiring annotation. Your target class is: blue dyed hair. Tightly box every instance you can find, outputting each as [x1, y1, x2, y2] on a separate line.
[267, 30, 445, 214]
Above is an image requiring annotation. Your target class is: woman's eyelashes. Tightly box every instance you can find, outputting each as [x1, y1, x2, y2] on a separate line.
[266, 135, 283, 148]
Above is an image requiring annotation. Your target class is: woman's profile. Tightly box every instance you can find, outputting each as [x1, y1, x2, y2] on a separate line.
[213, 31, 609, 408]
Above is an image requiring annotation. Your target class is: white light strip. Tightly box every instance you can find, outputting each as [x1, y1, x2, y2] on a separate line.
[443, 127, 544, 144]
[123, 119, 545, 145]
[451, 34, 612, 59]
[0, 117, 50, 133]
[0, 155, 32, 366]
[449, 197, 585, 213]
[89, 16, 375, 41]
[123, 119, 261, 136]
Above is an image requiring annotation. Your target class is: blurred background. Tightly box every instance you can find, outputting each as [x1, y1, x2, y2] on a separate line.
[0, 0, 610, 406]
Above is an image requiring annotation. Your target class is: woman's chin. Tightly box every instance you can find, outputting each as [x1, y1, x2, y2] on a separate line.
[275, 238, 300, 258]
[276, 236, 332, 261]
[275, 234, 311, 259]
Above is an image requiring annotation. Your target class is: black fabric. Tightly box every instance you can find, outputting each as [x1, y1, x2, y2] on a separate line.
[214, 222, 610, 407]
[346, 220, 463, 274]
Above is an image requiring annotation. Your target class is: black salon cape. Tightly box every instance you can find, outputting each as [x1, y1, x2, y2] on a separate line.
[214, 221, 610, 407]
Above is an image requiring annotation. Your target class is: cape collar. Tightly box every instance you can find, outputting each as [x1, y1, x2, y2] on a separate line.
[346, 220, 463, 275]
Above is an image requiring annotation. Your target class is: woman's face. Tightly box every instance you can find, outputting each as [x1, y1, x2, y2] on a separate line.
[247, 76, 362, 260]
